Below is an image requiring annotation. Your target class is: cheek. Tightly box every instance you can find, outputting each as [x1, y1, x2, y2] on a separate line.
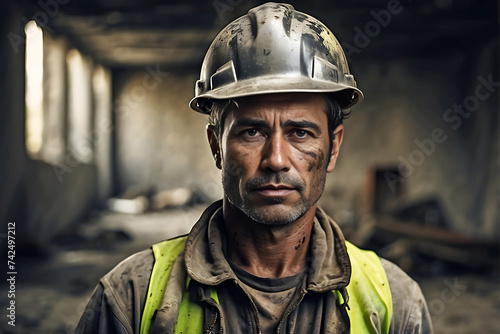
[298, 148, 327, 172]
[224, 158, 243, 177]
[222, 147, 252, 178]
[316, 150, 327, 170]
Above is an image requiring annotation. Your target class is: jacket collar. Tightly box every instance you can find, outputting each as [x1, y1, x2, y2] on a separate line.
[184, 200, 351, 292]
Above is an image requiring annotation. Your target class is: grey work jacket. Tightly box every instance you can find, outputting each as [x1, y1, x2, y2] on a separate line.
[76, 201, 433, 334]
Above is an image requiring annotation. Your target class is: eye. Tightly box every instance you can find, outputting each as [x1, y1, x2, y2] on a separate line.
[245, 129, 259, 137]
[294, 129, 308, 138]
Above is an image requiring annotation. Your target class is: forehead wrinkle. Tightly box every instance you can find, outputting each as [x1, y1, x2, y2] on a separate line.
[232, 118, 269, 129]
[230, 105, 284, 130]
[238, 105, 320, 123]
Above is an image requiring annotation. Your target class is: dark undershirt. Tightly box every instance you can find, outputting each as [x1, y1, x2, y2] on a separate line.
[218, 259, 306, 334]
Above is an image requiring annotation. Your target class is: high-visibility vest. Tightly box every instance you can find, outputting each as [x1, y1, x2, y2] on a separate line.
[140, 236, 393, 334]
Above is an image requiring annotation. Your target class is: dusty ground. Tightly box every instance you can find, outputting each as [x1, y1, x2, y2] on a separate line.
[1, 206, 499, 333]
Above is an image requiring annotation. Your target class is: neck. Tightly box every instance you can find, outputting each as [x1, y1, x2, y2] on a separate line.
[222, 197, 316, 279]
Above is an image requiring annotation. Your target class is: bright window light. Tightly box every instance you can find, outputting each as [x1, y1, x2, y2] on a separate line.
[25, 20, 44, 157]
[42, 32, 66, 163]
[67, 48, 93, 163]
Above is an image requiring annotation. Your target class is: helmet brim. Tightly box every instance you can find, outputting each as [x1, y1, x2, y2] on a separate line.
[190, 76, 364, 114]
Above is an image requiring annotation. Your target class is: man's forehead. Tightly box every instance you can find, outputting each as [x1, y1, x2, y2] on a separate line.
[236, 92, 327, 107]
[235, 93, 327, 115]
[224, 92, 329, 126]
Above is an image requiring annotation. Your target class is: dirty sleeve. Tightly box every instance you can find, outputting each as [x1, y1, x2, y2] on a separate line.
[75, 249, 155, 334]
[383, 259, 434, 334]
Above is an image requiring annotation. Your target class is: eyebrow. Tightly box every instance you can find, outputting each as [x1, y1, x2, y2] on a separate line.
[284, 120, 322, 134]
[232, 118, 322, 134]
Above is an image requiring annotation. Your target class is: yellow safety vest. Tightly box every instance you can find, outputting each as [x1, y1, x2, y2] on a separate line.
[140, 236, 393, 334]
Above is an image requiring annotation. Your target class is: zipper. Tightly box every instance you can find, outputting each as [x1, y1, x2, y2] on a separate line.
[206, 311, 218, 333]
[198, 286, 223, 334]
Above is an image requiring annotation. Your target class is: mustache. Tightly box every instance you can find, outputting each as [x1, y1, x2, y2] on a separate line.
[245, 173, 305, 191]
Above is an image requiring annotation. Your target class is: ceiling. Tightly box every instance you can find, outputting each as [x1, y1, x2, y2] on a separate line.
[19, 0, 498, 68]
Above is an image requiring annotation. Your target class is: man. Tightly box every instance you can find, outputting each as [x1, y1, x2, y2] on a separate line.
[77, 3, 432, 333]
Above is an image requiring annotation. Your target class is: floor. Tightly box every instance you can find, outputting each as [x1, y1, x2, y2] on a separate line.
[1, 206, 499, 333]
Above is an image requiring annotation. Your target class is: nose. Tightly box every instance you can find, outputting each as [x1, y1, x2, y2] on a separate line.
[260, 133, 291, 172]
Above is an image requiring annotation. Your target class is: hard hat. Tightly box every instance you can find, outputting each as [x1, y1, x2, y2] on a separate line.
[190, 2, 363, 114]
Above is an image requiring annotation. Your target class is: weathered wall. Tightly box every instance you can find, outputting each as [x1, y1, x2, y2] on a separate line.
[0, 2, 101, 247]
[323, 41, 498, 239]
[113, 69, 223, 199]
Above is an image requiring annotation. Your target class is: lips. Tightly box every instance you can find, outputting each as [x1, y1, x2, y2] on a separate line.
[256, 184, 295, 197]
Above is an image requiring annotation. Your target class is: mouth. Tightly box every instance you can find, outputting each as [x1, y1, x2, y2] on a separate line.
[256, 184, 295, 197]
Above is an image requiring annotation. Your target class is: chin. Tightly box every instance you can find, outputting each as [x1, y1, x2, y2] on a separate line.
[241, 203, 309, 226]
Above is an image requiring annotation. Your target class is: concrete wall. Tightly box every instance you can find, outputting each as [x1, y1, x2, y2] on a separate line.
[113, 69, 223, 199]
[0, 2, 103, 247]
[323, 42, 498, 239]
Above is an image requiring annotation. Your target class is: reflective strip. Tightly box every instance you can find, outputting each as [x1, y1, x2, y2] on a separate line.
[174, 279, 219, 334]
[140, 236, 188, 334]
[174, 288, 204, 334]
[344, 241, 393, 334]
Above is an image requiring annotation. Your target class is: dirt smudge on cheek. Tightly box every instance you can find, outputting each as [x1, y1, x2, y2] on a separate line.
[316, 150, 326, 170]
[304, 149, 326, 172]
[304, 150, 317, 160]
[303, 150, 317, 172]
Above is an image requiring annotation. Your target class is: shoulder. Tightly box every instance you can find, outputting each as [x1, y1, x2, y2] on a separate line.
[345, 244, 433, 333]
[100, 248, 155, 295]
[381, 258, 434, 334]
[99, 249, 155, 317]
[76, 248, 156, 334]
[380, 258, 420, 293]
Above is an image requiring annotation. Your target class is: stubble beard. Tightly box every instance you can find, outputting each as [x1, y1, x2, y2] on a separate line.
[222, 169, 327, 226]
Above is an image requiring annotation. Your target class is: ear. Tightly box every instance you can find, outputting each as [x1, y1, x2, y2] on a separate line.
[207, 125, 222, 169]
[326, 124, 344, 173]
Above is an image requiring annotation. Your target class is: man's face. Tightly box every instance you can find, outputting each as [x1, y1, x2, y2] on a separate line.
[208, 93, 343, 225]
